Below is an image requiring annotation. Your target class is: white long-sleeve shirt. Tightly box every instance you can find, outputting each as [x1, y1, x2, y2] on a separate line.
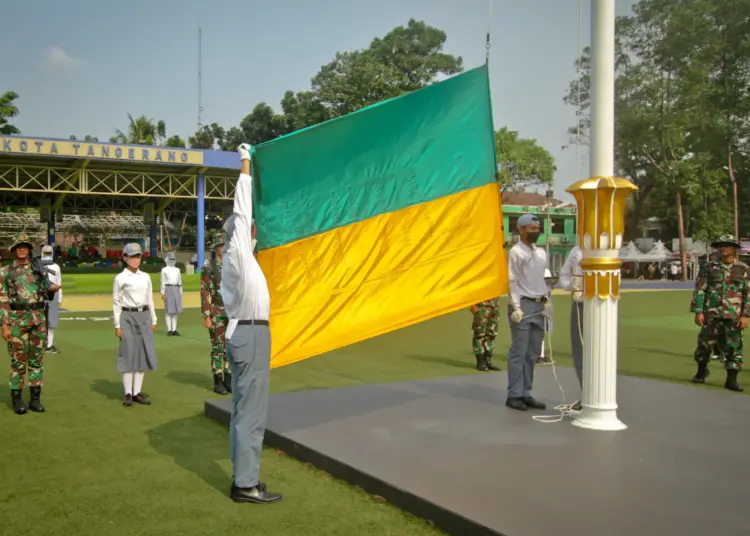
[558, 246, 583, 291]
[508, 241, 549, 309]
[160, 265, 183, 295]
[45, 262, 62, 304]
[112, 269, 157, 328]
[221, 172, 271, 340]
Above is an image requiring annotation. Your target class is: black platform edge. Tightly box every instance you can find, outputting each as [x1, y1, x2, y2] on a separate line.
[204, 399, 505, 536]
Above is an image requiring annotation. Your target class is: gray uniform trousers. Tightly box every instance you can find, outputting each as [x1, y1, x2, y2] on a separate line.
[570, 301, 584, 388]
[507, 299, 546, 398]
[227, 322, 271, 489]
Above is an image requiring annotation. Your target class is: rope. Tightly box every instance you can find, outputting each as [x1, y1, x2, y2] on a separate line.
[485, 0, 493, 63]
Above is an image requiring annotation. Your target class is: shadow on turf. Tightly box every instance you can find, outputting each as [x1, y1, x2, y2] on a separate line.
[147, 414, 230, 495]
[402, 353, 478, 369]
[91, 379, 124, 400]
[167, 370, 211, 390]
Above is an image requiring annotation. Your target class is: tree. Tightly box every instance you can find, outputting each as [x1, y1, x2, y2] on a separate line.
[165, 135, 186, 148]
[0, 91, 21, 135]
[188, 123, 225, 150]
[495, 127, 556, 193]
[69, 135, 99, 141]
[110, 113, 167, 145]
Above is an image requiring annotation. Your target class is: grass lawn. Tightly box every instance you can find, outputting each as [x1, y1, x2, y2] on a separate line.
[0, 289, 740, 536]
[62, 272, 201, 295]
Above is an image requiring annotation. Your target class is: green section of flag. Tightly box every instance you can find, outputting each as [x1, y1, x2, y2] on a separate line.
[253, 64, 497, 250]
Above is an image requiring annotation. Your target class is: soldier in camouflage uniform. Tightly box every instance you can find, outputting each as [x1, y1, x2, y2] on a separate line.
[201, 232, 231, 395]
[0, 233, 60, 414]
[471, 298, 502, 371]
[690, 234, 749, 392]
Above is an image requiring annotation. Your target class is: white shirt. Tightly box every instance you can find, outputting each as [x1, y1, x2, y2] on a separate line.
[112, 268, 157, 328]
[558, 246, 583, 291]
[160, 265, 183, 295]
[44, 261, 62, 304]
[508, 241, 549, 308]
[221, 172, 271, 340]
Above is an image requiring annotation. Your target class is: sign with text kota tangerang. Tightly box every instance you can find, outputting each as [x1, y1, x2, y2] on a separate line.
[0, 136, 204, 165]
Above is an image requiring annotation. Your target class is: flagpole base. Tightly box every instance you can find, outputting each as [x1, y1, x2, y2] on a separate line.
[572, 407, 627, 431]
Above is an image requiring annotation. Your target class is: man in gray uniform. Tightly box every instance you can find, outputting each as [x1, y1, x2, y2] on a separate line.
[558, 244, 584, 411]
[506, 213, 549, 411]
[221, 142, 282, 504]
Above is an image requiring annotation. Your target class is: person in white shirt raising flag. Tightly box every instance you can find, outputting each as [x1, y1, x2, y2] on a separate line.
[160, 251, 183, 336]
[40, 245, 62, 354]
[220, 143, 282, 505]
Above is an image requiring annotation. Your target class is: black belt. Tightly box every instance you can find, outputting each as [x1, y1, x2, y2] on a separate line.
[10, 303, 44, 311]
[122, 306, 150, 312]
[165, 284, 181, 287]
[522, 296, 548, 303]
[237, 319, 269, 326]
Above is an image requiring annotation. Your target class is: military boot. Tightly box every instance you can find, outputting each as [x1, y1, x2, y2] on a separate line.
[28, 386, 45, 413]
[692, 363, 709, 384]
[11, 389, 27, 415]
[213, 374, 228, 395]
[475, 355, 489, 371]
[485, 352, 501, 371]
[724, 370, 744, 392]
[223, 371, 233, 393]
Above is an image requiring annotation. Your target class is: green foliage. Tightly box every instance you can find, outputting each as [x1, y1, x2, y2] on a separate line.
[495, 127, 556, 192]
[563, 0, 750, 243]
[0, 90, 20, 135]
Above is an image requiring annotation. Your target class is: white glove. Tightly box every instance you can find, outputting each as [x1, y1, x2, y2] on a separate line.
[541, 300, 554, 319]
[251, 238, 257, 250]
[510, 307, 524, 324]
[238, 143, 252, 161]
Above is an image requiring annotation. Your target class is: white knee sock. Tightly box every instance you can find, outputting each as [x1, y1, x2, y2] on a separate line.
[171, 314, 178, 331]
[164, 315, 172, 332]
[133, 371, 145, 394]
[122, 373, 134, 395]
[47, 329, 54, 348]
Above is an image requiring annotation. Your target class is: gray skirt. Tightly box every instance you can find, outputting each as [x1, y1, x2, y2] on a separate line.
[117, 309, 158, 373]
[45, 301, 60, 329]
[164, 285, 182, 314]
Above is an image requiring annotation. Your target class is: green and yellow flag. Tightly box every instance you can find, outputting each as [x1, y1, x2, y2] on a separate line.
[253, 64, 508, 367]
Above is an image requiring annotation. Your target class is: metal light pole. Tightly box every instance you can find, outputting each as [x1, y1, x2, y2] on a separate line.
[567, 0, 637, 431]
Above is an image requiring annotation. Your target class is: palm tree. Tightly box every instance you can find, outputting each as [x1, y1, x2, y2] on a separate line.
[110, 113, 167, 145]
[0, 91, 21, 135]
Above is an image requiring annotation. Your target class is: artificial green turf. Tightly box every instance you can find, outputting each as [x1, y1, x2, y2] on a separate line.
[61, 272, 201, 295]
[0, 290, 741, 536]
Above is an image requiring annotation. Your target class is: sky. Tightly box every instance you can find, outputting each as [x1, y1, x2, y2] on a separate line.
[1, 0, 638, 201]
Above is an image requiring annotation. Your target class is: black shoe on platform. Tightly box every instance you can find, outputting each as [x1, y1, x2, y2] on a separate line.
[475, 355, 489, 371]
[522, 397, 546, 410]
[231, 482, 283, 504]
[133, 393, 151, 405]
[485, 353, 501, 371]
[505, 397, 528, 411]
[223, 372, 232, 393]
[29, 386, 45, 413]
[167, 331, 174, 336]
[11, 389, 27, 415]
[172, 331, 180, 336]
[123, 394, 133, 407]
[725, 370, 744, 392]
[214, 374, 228, 395]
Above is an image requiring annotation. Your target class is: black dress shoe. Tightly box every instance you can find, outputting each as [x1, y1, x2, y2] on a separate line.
[505, 398, 528, 411]
[522, 397, 546, 410]
[123, 394, 133, 407]
[231, 482, 283, 504]
[133, 393, 151, 405]
[173, 331, 181, 336]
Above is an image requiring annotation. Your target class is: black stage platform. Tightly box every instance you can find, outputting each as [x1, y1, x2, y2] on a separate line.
[205, 368, 750, 536]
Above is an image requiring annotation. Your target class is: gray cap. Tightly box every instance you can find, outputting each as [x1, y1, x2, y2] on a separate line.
[517, 213, 540, 229]
[41, 245, 53, 255]
[166, 251, 176, 260]
[122, 243, 143, 257]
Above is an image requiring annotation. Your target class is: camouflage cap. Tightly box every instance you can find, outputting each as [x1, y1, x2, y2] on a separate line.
[711, 234, 741, 249]
[209, 232, 225, 249]
[10, 232, 33, 251]
[122, 242, 143, 257]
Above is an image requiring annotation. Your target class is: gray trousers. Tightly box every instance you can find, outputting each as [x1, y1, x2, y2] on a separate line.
[507, 299, 545, 398]
[570, 301, 584, 388]
[227, 323, 271, 489]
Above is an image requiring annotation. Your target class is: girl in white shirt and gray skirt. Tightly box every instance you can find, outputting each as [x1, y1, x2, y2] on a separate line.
[112, 243, 158, 407]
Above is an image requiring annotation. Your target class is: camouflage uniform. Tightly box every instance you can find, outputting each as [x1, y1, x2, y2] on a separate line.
[0, 233, 53, 414]
[472, 298, 501, 371]
[201, 233, 231, 394]
[690, 234, 749, 392]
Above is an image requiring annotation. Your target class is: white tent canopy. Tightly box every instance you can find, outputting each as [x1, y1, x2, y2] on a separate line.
[618, 241, 650, 262]
[642, 240, 672, 261]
